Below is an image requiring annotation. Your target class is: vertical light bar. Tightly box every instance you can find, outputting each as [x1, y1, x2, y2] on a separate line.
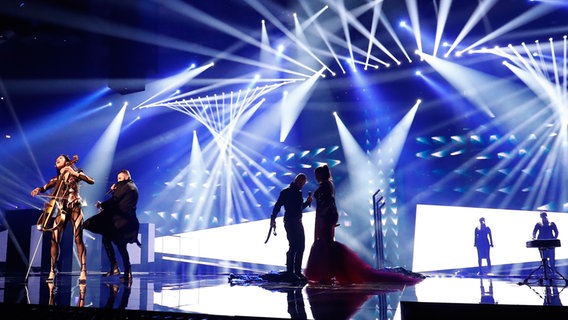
[433, 0, 452, 57]
[549, 37, 561, 99]
[562, 36, 568, 101]
[364, 1, 382, 70]
[405, 0, 422, 55]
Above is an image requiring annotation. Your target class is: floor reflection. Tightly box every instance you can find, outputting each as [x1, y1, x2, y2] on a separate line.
[1, 272, 567, 319]
[479, 277, 495, 304]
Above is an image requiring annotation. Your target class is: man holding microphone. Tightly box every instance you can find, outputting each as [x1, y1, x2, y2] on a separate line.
[270, 173, 313, 281]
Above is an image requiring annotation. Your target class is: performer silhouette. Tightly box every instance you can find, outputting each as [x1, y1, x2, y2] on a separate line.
[270, 173, 312, 281]
[532, 211, 559, 270]
[474, 217, 493, 275]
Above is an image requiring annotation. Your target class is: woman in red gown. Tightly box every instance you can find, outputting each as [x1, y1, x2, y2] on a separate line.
[304, 164, 424, 285]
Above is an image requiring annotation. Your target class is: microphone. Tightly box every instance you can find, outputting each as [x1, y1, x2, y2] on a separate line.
[308, 191, 312, 207]
[104, 184, 116, 196]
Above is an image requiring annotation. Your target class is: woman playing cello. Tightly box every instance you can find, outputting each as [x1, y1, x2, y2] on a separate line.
[31, 154, 95, 283]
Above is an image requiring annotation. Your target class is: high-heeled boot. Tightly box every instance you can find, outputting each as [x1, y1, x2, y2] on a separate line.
[79, 264, 87, 283]
[77, 283, 86, 307]
[46, 267, 57, 283]
[46, 257, 57, 283]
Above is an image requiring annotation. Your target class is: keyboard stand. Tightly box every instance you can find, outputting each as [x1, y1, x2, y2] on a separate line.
[519, 247, 568, 286]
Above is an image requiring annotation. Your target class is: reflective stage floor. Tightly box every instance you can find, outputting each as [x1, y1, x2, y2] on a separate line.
[1, 269, 568, 320]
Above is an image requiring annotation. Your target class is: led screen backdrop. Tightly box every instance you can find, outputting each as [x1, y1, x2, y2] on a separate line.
[412, 204, 568, 273]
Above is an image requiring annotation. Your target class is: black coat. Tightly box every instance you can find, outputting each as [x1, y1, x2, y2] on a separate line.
[84, 179, 140, 245]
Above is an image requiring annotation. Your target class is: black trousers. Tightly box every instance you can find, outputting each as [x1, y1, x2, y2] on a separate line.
[284, 219, 305, 274]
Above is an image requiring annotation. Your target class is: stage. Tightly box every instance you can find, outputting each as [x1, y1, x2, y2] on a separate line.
[1, 268, 568, 320]
[2, 209, 568, 318]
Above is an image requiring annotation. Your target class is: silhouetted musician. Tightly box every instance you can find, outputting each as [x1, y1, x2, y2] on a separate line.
[532, 211, 559, 270]
[520, 211, 567, 286]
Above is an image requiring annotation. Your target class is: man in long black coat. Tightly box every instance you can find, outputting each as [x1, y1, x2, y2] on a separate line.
[85, 169, 139, 282]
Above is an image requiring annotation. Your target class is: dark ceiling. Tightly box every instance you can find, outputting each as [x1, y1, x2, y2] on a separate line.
[2, 0, 567, 142]
[0, 0, 295, 81]
[2, 0, 566, 82]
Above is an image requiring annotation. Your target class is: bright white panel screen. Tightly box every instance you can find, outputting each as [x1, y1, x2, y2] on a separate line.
[412, 204, 568, 272]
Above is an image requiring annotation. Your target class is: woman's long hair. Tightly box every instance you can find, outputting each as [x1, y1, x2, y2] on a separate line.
[315, 164, 332, 182]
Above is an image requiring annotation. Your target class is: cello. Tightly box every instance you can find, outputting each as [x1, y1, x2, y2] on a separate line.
[36, 155, 79, 232]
